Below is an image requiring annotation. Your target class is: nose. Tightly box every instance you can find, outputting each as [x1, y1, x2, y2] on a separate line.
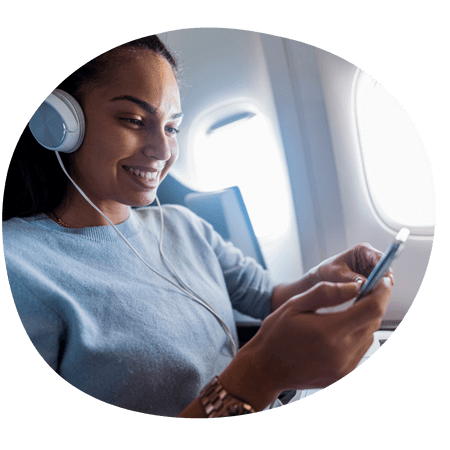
[142, 127, 172, 162]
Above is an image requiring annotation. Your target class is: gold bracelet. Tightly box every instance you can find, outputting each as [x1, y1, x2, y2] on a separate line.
[199, 376, 255, 418]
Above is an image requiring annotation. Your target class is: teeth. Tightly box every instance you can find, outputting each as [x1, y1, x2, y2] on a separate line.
[127, 167, 158, 180]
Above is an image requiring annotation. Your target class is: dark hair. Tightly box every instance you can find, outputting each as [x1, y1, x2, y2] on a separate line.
[2, 35, 178, 221]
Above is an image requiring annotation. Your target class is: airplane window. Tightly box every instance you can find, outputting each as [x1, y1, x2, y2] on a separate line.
[190, 111, 291, 239]
[355, 71, 435, 230]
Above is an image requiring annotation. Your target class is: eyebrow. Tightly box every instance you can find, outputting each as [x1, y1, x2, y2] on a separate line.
[109, 95, 183, 120]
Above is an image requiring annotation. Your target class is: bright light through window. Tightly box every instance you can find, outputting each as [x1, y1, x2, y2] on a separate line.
[192, 113, 291, 238]
[356, 71, 435, 229]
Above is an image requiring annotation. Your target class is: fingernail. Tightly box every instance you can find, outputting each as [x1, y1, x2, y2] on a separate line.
[356, 278, 364, 285]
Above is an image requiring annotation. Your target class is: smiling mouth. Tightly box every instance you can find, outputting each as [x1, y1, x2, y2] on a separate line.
[123, 166, 159, 181]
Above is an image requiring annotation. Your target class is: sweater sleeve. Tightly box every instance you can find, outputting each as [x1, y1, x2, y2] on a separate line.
[179, 207, 275, 320]
[7, 272, 65, 371]
[214, 237, 274, 319]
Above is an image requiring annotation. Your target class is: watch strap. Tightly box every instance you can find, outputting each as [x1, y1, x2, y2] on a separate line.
[199, 376, 255, 417]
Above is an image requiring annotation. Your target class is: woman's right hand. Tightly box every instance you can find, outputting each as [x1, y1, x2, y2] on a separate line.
[218, 277, 392, 411]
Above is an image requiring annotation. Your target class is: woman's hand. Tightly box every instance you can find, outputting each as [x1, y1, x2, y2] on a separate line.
[180, 244, 394, 417]
[308, 243, 395, 287]
[271, 243, 393, 312]
[219, 276, 392, 412]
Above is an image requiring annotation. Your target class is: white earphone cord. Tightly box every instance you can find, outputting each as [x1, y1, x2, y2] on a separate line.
[55, 152, 237, 357]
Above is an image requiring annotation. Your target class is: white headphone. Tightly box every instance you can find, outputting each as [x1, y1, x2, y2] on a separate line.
[28, 90, 238, 357]
[29, 89, 85, 153]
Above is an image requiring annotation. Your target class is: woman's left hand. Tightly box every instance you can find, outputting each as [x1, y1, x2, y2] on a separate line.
[271, 243, 394, 312]
[307, 243, 394, 287]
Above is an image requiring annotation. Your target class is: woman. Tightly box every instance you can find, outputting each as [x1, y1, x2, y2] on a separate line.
[3, 35, 393, 417]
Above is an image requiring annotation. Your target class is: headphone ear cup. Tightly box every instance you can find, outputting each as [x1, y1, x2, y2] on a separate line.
[29, 89, 85, 153]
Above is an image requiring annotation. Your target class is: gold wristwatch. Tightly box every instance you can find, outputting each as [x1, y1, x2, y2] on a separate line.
[199, 376, 255, 417]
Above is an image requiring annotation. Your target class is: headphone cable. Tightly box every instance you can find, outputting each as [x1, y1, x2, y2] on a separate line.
[54, 152, 237, 357]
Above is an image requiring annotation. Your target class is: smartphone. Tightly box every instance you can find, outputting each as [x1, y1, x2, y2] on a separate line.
[354, 228, 410, 302]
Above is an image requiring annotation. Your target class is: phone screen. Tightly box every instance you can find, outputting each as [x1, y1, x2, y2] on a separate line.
[354, 228, 410, 302]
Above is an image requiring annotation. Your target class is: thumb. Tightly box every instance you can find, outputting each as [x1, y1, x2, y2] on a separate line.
[338, 268, 366, 285]
[294, 281, 363, 312]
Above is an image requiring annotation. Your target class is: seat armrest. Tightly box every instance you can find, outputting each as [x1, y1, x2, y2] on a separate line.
[236, 323, 261, 348]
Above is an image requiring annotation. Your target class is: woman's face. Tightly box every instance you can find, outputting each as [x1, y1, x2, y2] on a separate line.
[69, 51, 183, 216]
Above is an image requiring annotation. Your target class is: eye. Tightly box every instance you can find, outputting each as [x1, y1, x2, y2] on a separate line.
[166, 126, 180, 135]
[121, 118, 144, 127]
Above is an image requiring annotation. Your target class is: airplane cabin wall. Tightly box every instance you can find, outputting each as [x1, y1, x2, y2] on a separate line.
[259, 36, 348, 269]
[160, 29, 303, 285]
[315, 48, 434, 323]
[159, 29, 434, 324]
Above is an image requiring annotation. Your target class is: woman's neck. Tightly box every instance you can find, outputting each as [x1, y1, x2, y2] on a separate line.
[52, 189, 130, 228]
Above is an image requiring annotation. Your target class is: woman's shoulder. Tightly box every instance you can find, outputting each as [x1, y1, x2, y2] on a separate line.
[2, 216, 53, 275]
[2, 215, 41, 240]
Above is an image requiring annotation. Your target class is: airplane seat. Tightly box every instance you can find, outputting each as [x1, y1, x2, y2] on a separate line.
[159, 175, 266, 266]
[156, 173, 196, 206]
[157, 174, 264, 347]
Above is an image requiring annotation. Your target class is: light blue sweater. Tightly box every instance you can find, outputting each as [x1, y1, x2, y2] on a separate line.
[3, 205, 274, 417]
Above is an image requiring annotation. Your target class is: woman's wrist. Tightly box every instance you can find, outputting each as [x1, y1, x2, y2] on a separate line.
[217, 344, 281, 412]
[177, 346, 279, 417]
[177, 337, 281, 417]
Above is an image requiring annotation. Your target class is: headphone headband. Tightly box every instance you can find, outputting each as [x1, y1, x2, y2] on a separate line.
[29, 89, 85, 153]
